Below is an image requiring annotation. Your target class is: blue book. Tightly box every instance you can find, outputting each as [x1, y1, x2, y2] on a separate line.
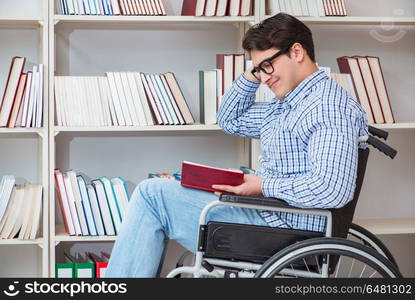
[77, 175, 98, 235]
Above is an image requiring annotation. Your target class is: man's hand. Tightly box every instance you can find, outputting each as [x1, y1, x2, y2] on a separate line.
[212, 174, 263, 197]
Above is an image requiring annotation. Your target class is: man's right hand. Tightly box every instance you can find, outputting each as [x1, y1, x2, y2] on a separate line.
[244, 66, 261, 83]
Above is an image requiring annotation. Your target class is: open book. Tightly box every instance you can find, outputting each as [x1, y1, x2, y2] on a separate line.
[181, 161, 244, 192]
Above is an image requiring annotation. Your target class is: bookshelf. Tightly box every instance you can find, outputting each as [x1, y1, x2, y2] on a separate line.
[259, 0, 415, 276]
[0, 0, 49, 277]
[48, 0, 257, 277]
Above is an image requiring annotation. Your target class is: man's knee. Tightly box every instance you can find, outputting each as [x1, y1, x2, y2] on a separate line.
[133, 178, 178, 205]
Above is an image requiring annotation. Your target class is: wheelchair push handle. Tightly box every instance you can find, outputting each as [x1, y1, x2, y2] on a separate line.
[366, 136, 397, 159]
[368, 125, 388, 140]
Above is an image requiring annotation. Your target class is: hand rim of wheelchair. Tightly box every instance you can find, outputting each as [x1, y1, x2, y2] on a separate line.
[253, 237, 402, 278]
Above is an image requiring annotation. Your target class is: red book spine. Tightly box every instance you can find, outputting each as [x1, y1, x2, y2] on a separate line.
[181, 0, 197, 16]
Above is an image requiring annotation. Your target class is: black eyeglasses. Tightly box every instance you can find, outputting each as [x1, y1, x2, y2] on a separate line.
[251, 44, 293, 81]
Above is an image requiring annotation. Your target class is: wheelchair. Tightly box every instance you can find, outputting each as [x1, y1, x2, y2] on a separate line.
[167, 126, 402, 278]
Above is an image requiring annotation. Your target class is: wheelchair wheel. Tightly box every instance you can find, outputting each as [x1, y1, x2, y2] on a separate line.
[255, 237, 402, 278]
[348, 223, 398, 267]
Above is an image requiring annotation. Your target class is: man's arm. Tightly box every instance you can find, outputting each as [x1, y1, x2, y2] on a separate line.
[217, 69, 268, 139]
[262, 105, 359, 209]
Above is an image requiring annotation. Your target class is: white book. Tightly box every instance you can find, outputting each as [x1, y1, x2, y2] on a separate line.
[267, 0, 280, 15]
[307, 0, 320, 16]
[25, 65, 38, 128]
[82, 77, 96, 126]
[110, 177, 130, 220]
[77, 176, 97, 235]
[133, 72, 154, 125]
[300, 0, 310, 16]
[0, 175, 15, 223]
[160, 74, 185, 125]
[195, 0, 206, 16]
[35, 64, 43, 128]
[18, 184, 35, 239]
[0, 186, 24, 239]
[110, 0, 121, 14]
[73, 0, 80, 14]
[215, 0, 228, 16]
[233, 54, 245, 81]
[67, 0, 76, 14]
[83, 0, 91, 14]
[90, 0, 98, 14]
[92, 179, 115, 235]
[91, 76, 106, 126]
[106, 72, 126, 126]
[16, 71, 32, 127]
[200, 70, 217, 125]
[96, 0, 104, 14]
[29, 184, 43, 239]
[0, 179, 16, 235]
[291, 0, 302, 15]
[86, 184, 105, 235]
[98, 77, 115, 126]
[113, 72, 133, 126]
[278, 0, 286, 13]
[67, 170, 89, 235]
[154, 74, 180, 125]
[99, 177, 122, 233]
[77, 0, 85, 14]
[54, 77, 63, 126]
[214, 69, 223, 108]
[316, 0, 326, 16]
[8, 186, 28, 239]
[65, 77, 76, 126]
[120, 72, 140, 126]
[54, 169, 76, 236]
[205, 0, 217, 16]
[63, 173, 83, 235]
[144, 73, 169, 124]
[126, 72, 148, 126]
[229, 0, 240, 16]
[61, 77, 70, 126]
[283, 0, 293, 14]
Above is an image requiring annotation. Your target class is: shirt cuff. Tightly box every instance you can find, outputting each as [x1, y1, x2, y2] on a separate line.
[261, 176, 282, 198]
[233, 74, 260, 95]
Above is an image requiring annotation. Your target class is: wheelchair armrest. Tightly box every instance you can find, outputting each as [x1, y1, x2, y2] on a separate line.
[219, 193, 294, 209]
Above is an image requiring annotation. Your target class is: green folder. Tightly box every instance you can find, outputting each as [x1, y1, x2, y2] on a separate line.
[55, 262, 74, 278]
[65, 253, 95, 278]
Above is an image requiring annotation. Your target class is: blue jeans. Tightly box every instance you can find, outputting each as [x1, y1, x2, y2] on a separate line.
[105, 178, 269, 277]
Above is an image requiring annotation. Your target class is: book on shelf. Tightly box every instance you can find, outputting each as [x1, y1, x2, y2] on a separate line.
[266, 0, 345, 17]
[54, 71, 194, 127]
[215, 53, 245, 99]
[199, 70, 218, 124]
[337, 55, 394, 124]
[56, 252, 109, 278]
[181, 0, 252, 16]
[88, 252, 109, 278]
[330, 72, 358, 101]
[58, 0, 167, 16]
[0, 57, 44, 128]
[337, 56, 375, 124]
[55, 169, 130, 236]
[181, 161, 244, 192]
[0, 176, 43, 240]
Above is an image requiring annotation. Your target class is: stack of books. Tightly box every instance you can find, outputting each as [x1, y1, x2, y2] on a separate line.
[267, 0, 347, 17]
[199, 53, 245, 124]
[336, 56, 394, 124]
[0, 175, 43, 240]
[0, 56, 44, 128]
[54, 72, 195, 127]
[56, 252, 110, 278]
[54, 169, 130, 236]
[58, 0, 167, 16]
[182, 0, 252, 17]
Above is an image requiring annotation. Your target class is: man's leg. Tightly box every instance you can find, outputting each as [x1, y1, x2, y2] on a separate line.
[105, 178, 268, 277]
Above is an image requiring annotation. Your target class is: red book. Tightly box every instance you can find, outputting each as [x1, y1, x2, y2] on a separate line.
[181, 0, 197, 16]
[181, 161, 244, 192]
[88, 252, 108, 278]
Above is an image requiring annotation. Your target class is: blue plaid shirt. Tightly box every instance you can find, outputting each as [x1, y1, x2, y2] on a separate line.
[217, 69, 368, 232]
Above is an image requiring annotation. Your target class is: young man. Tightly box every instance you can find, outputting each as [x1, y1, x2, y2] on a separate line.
[106, 13, 368, 277]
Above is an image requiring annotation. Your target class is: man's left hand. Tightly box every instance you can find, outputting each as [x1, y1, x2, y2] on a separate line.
[212, 174, 263, 197]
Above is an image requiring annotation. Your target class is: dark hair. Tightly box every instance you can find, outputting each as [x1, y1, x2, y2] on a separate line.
[242, 13, 315, 62]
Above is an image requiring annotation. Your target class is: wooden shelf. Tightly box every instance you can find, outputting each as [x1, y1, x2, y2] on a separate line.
[54, 124, 222, 132]
[54, 15, 255, 24]
[0, 17, 44, 27]
[263, 16, 415, 25]
[354, 218, 415, 235]
[370, 122, 415, 130]
[0, 237, 44, 245]
[54, 225, 116, 242]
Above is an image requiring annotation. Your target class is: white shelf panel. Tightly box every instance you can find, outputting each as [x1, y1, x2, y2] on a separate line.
[54, 226, 116, 242]
[370, 122, 415, 130]
[0, 128, 45, 134]
[54, 124, 222, 132]
[54, 15, 255, 24]
[354, 218, 415, 235]
[263, 16, 415, 25]
[0, 17, 43, 27]
[0, 238, 44, 245]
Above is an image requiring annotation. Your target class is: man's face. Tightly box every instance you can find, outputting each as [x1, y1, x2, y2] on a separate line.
[251, 47, 297, 100]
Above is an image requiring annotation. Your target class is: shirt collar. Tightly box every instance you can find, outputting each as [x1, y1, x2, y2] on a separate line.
[274, 69, 328, 109]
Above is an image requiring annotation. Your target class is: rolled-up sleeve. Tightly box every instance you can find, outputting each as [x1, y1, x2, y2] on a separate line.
[217, 74, 267, 139]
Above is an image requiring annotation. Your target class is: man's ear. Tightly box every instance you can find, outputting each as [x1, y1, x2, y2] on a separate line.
[292, 42, 305, 63]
